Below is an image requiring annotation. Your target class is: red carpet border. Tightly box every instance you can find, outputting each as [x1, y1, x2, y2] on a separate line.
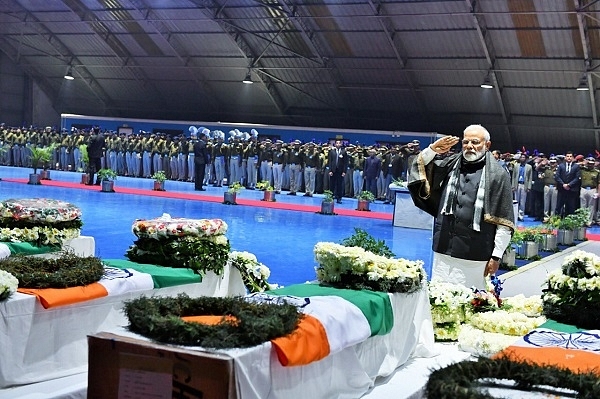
[2, 178, 392, 221]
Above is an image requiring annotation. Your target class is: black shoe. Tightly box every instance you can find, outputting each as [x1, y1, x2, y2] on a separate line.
[287, 192, 296, 196]
[303, 193, 310, 197]
[196, 188, 206, 191]
[336, 199, 342, 204]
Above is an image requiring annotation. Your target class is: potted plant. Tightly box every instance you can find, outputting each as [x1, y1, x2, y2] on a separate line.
[320, 190, 335, 215]
[28, 144, 55, 185]
[257, 180, 276, 202]
[515, 227, 544, 259]
[572, 207, 591, 240]
[224, 182, 244, 204]
[97, 168, 118, 192]
[152, 170, 167, 191]
[357, 190, 376, 211]
[79, 144, 89, 184]
[538, 226, 558, 252]
[501, 230, 521, 270]
[547, 215, 578, 245]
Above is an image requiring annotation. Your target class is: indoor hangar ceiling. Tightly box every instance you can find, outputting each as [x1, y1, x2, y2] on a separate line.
[0, 0, 599, 154]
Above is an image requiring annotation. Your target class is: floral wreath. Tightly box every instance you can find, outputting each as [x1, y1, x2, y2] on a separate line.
[123, 294, 302, 348]
[0, 198, 82, 228]
[0, 251, 104, 288]
[426, 357, 599, 399]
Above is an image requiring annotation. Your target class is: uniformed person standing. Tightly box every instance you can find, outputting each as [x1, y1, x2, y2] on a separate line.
[286, 140, 303, 195]
[580, 156, 600, 226]
[302, 142, 319, 196]
[272, 141, 286, 193]
[542, 157, 559, 221]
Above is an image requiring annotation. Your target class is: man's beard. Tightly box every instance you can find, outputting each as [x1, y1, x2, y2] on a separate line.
[462, 148, 486, 162]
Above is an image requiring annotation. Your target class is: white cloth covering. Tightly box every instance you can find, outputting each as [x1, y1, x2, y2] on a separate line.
[105, 285, 437, 399]
[0, 264, 246, 389]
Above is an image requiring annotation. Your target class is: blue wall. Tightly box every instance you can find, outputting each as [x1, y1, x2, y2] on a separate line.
[61, 113, 437, 147]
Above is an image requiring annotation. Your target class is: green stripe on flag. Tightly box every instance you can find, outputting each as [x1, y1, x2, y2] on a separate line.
[4, 241, 59, 255]
[540, 319, 585, 334]
[269, 284, 394, 336]
[103, 259, 201, 288]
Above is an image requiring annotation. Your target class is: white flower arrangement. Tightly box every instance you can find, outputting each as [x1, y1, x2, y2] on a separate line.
[0, 198, 82, 223]
[502, 294, 543, 317]
[0, 269, 18, 300]
[433, 323, 462, 342]
[542, 249, 600, 329]
[428, 277, 473, 324]
[313, 242, 425, 293]
[0, 226, 80, 246]
[468, 310, 546, 336]
[458, 324, 521, 357]
[227, 251, 278, 293]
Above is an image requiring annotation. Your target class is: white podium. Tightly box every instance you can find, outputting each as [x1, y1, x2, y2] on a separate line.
[389, 185, 434, 230]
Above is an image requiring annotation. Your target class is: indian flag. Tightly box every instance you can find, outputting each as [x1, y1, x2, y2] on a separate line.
[250, 284, 395, 367]
[493, 327, 600, 376]
[17, 259, 202, 309]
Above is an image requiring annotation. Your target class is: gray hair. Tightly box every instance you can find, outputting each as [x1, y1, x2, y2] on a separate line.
[463, 124, 491, 141]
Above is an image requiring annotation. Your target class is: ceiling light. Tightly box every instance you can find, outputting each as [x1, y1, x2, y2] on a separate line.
[480, 74, 493, 89]
[242, 71, 253, 84]
[577, 74, 589, 91]
[64, 67, 74, 80]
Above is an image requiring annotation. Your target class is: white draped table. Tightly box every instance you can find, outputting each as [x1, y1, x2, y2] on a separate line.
[100, 285, 437, 399]
[0, 260, 246, 389]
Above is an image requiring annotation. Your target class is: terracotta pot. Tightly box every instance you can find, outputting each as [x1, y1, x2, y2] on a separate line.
[153, 181, 165, 191]
[40, 170, 51, 180]
[81, 173, 89, 185]
[263, 190, 276, 202]
[357, 199, 370, 211]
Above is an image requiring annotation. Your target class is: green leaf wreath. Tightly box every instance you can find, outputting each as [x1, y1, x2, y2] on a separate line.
[426, 357, 600, 399]
[123, 294, 302, 348]
[0, 251, 104, 288]
[125, 235, 230, 275]
[341, 227, 395, 258]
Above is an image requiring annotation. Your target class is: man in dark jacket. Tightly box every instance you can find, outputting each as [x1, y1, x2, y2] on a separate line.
[327, 140, 348, 203]
[86, 127, 105, 185]
[363, 148, 381, 200]
[193, 131, 209, 191]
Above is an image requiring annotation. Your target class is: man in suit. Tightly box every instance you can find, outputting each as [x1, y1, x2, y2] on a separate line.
[86, 127, 105, 185]
[193, 131, 209, 191]
[554, 150, 581, 217]
[327, 139, 348, 203]
[511, 153, 533, 221]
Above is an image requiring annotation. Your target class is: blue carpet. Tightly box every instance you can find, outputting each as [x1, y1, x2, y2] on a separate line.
[0, 167, 434, 287]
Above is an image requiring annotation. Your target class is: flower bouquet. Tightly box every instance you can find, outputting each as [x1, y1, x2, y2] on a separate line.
[542, 249, 600, 329]
[0, 198, 82, 247]
[313, 242, 425, 293]
[0, 269, 18, 300]
[428, 277, 473, 341]
[227, 251, 278, 293]
[126, 214, 230, 276]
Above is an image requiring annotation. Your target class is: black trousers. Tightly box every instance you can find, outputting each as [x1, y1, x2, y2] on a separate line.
[555, 189, 579, 217]
[194, 162, 206, 189]
[329, 171, 344, 200]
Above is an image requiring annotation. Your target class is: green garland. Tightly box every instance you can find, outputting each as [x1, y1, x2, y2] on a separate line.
[543, 301, 600, 330]
[426, 357, 600, 399]
[123, 294, 302, 348]
[0, 252, 104, 288]
[0, 218, 83, 230]
[125, 236, 230, 275]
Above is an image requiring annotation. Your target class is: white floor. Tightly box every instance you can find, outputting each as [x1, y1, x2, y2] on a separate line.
[4, 241, 597, 399]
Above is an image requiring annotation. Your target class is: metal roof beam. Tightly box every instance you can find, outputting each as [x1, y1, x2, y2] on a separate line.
[466, 0, 515, 149]
[575, 0, 599, 148]
[366, 0, 428, 119]
[61, 0, 167, 113]
[189, 0, 290, 119]
[126, 0, 220, 114]
[6, 5, 115, 111]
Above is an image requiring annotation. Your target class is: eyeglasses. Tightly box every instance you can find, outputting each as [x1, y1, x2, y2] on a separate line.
[461, 139, 484, 146]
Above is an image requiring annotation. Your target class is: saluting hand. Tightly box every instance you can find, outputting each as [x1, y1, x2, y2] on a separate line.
[430, 136, 460, 154]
